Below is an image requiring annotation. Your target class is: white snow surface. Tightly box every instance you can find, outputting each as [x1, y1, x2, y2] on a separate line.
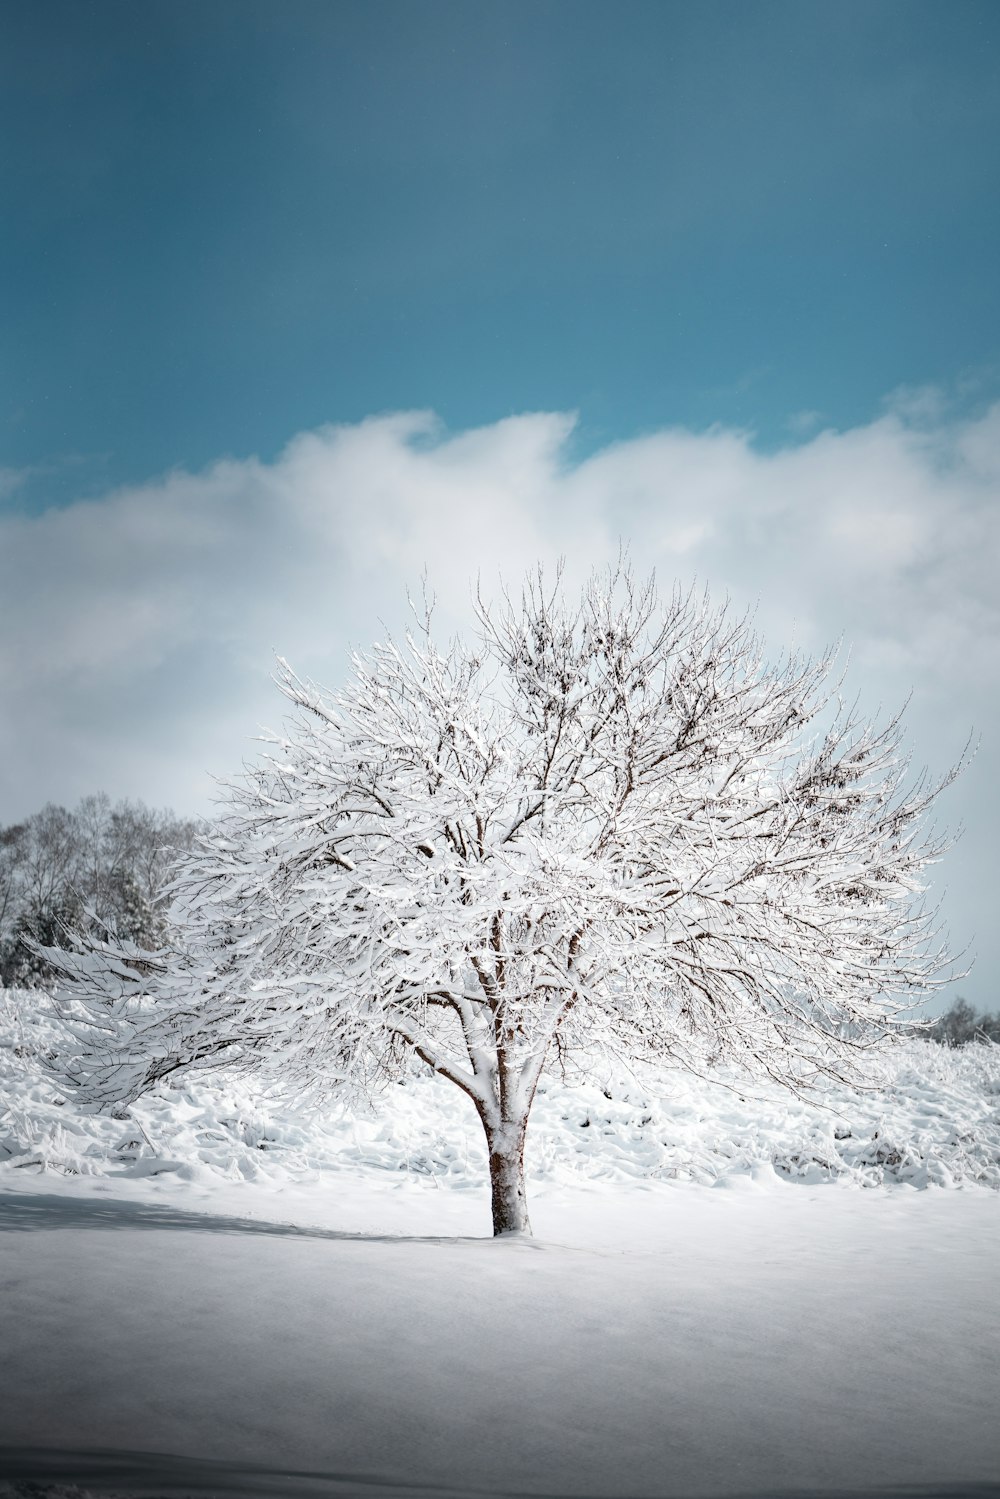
[4, 988, 1000, 1194]
[2, 987, 1000, 1499]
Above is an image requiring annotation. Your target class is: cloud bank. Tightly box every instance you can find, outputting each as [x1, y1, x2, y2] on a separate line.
[3, 399, 997, 1003]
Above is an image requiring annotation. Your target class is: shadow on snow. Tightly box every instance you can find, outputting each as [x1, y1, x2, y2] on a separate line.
[2, 1446, 1000, 1499]
[0, 1190, 498, 1244]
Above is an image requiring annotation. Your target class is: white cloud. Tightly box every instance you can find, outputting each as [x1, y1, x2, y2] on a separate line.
[3, 399, 997, 1005]
[785, 409, 824, 436]
[0, 468, 28, 503]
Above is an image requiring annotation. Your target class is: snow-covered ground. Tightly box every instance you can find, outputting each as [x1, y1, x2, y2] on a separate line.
[2, 987, 1000, 1498]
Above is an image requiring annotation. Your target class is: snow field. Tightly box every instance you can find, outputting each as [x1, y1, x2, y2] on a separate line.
[1, 1167, 999, 1497]
[2, 987, 1000, 1497]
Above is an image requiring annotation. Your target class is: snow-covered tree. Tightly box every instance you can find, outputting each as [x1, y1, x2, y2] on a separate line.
[927, 997, 1000, 1047]
[1, 796, 199, 985]
[41, 566, 961, 1234]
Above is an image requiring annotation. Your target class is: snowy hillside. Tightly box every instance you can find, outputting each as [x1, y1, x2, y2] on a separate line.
[3, 985, 998, 1196]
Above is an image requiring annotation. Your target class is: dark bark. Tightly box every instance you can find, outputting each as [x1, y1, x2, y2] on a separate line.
[485, 1125, 531, 1236]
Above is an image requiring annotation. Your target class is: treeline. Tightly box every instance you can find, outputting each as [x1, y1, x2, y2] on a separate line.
[0, 794, 201, 987]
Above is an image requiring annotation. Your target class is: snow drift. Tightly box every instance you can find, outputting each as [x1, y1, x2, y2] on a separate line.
[3, 986, 998, 1196]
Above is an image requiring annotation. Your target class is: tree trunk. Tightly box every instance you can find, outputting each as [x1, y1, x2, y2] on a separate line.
[486, 1124, 531, 1236]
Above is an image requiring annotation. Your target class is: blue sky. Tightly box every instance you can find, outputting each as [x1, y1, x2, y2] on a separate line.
[3, 1, 999, 506]
[2, 2, 1000, 1012]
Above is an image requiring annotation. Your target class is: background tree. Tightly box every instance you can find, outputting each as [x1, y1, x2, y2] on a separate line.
[0, 823, 28, 957]
[1, 797, 199, 986]
[41, 567, 960, 1235]
[926, 997, 1000, 1046]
